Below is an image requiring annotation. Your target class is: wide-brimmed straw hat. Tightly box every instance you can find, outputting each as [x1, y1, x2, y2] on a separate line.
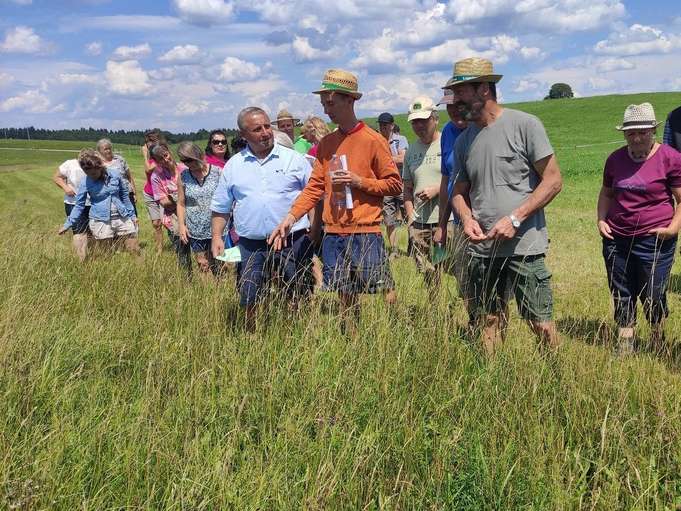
[312, 69, 362, 100]
[273, 109, 300, 126]
[616, 103, 661, 131]
[442, 57, 503, 89]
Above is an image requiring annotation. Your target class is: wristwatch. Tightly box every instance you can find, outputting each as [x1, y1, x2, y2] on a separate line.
[508, 214, 521, 228]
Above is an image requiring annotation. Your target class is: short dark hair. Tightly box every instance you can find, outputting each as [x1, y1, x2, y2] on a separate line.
[230, 135, 248, 154]
[205, 129, 231, 161]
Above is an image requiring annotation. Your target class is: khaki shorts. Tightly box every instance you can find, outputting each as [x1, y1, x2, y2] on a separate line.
[467, 254, 553, 323]
[143, 191, 162, 222]
[89, 217, 138, 240]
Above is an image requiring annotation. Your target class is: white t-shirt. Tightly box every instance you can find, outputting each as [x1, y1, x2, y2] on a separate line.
[59, 159, 89, 205]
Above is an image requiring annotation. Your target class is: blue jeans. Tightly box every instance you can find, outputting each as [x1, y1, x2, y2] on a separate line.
[602, 235, 676, 326]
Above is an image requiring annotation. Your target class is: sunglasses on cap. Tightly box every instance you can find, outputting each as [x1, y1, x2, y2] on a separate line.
[211, 139, 227, 146]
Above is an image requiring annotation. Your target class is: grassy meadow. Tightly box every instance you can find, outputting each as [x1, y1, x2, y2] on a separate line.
[1, 91, 681, 509]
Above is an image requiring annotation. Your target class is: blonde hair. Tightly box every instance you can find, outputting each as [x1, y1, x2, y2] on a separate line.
[301, 116, 331, 144]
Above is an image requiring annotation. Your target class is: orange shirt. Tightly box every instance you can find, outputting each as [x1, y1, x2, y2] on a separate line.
[289, 122, 402, 234]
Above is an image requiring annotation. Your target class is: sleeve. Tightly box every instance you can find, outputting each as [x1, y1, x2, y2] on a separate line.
[453, 136, 469, 184]
[150, 171, 166, 201]
[440, 132, 450, 177]
[118, 174, 136, 219]
[58, 160, 71, 178]
[63, 179, 88, 230]
[664, 115, 673, 146]
[666, 149, 681, 188]
[353, 137, 402, 197]
[400, 136, 409, 152]
[298, 154, 312, 188]
[526, 115, 554, 163]
[289, 157, 327, 220]
[210, 165, 234, 214]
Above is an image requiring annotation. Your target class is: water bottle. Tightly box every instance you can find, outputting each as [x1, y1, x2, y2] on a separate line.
[329, 154, 346, 206]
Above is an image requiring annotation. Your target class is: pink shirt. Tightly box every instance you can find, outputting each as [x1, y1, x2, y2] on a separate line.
[143, 158, 157, 196]
[205, 154, 226, 169]
[604, 144, 681, 237]
[151, 164, 186, 231]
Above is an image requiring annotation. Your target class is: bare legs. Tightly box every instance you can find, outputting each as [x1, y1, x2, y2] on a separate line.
[72, 233, 88, 262]
[151, 219, 163, 253]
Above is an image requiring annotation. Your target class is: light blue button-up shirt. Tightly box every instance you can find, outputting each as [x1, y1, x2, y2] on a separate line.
[211, 143, 312, 240]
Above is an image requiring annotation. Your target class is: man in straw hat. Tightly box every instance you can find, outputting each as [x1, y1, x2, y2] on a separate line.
[446, 57, 563, 355]
[269, 68, 402, 334]
[274, 109, 313, 155]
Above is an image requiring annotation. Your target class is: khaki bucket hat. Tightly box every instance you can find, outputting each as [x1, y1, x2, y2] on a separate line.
[273, 109, 300, 126]
[312, 69, 362, 100]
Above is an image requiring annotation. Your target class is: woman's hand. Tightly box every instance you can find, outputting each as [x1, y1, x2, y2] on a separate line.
[141, 145, 149, 159]
[598, 219, 614, 240]
[179, 224, 189, 244]
[58, 226, 68, 235]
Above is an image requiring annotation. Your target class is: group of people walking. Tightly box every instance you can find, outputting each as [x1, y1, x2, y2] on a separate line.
[54, 57, 681, 356]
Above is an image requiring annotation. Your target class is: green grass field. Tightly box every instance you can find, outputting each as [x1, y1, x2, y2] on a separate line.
[1, 92, 681, 509]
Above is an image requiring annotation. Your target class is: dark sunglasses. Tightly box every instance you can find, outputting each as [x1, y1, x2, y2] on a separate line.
[211, 139, 227, 146]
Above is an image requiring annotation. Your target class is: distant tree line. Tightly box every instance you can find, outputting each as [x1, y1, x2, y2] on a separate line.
[1, 126, 240, 145]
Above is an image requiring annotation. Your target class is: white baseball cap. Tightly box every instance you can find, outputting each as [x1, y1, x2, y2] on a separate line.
[407, 96, 437, 122]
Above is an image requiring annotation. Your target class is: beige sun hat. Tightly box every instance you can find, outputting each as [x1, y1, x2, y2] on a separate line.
[273, 109, 300, 126]
[442, 57, 503, 89]
[407, 96, 437, 122]
[616, 103, 661, 131]
[312, 69, 362, 100]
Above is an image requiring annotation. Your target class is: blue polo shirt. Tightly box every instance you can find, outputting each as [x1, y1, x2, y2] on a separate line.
[441, 121, 464, 187]
[211, 143, 312, 240]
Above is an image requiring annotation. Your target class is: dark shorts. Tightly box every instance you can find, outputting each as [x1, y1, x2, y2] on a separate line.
[321, 233, 395, 294]
[382, 194, 405, 227]
[237, 231, 314, 307]
[64, 203, 90, 234]
[602, 235, 676, 326]
[467, 254, 553, 323]
[189, 237, 211, 253]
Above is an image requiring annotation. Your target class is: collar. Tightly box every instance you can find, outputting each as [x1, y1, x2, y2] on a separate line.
[244, 142, 281, 164]
[340, 121, 365, 136]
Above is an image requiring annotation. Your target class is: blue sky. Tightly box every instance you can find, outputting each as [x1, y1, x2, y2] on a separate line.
[1, 0, 679, 131]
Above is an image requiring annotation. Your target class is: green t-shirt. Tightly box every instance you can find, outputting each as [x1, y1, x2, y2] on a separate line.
[293, 136, 312, 154]
[403, 135, 442, 224]
[455, 108, 554, 257]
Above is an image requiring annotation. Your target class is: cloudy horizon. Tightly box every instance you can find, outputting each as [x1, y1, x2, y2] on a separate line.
[1, 0, 679, 131]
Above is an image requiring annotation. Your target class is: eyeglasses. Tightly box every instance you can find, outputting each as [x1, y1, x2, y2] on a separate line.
[211, 140, 227, 146]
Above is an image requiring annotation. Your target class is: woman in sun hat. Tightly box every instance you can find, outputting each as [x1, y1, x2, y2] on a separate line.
[598, 102, 681, 355]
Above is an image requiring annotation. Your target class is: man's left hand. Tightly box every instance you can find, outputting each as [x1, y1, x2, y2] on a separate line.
[330, 170, 362, 188]
[416, 186, 439, 201]
[486, 216, 517, 241]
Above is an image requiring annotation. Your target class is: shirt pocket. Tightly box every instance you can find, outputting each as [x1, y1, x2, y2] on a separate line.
[494, 154, 525, 187]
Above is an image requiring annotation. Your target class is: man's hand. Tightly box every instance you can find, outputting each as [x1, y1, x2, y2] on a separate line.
[211, 237, 225, 259]
[416, 186, 439, 201]
[268, 213, 297, 250]
[433, 225, 447, 245]
[57, 226, 68, 235]
[486, 216, 517, 241]
[598, 220, 614, 240]
[330, 170, 362, 188]
[463, 217, 486, 243]
[649, 225, 679, 240]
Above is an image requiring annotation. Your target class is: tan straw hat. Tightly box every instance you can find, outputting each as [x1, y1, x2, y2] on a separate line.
[312, 68, 362, 100]
[616, 103, 661, 131]
[442, 57, 503, 89]
[273, 109, 300, 126]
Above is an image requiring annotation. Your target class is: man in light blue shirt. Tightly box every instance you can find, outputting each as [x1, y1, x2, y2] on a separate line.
[211, 106, 315, 329]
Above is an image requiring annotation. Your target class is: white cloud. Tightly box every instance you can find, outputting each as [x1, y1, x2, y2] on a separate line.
[350, 29, 407, 70]
[520, 47, 545, 60]
[149, 67, 177, 81]
[291, 37, 334, 62]
[513, 79, 541, 93]
[8, 0, 32, 4]
[219, 56, 261, 82]
[76, 15, 182, 32]
[172, 0, 234, 25]
[587, 77, 615, 90]
[159, 44, 200, 64]
[0, 89, 52, 113]
[105, 60, 152, 96]
[596, 57, 635, 72]
[111, 43, 151, 61]
[594, 24, 681, 56]
[58, 73, 99, 85]
[0, 26, 49, 54]
[85, 41, 102, 56]
[0, 72, 15, 88]
[175, 100, 210, 116]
